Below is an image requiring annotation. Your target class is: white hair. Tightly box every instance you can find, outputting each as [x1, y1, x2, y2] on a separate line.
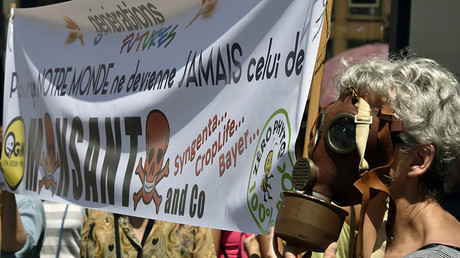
[334, 56, 460, 199]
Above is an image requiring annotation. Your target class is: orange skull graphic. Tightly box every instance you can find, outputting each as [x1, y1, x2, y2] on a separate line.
[133, 110, 170, 213]
[39, 113, 60, 195]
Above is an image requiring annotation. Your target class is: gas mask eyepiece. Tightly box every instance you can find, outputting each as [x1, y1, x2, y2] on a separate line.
[325, 113, 356, 154]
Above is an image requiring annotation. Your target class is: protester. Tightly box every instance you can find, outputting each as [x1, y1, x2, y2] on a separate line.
[276, 56, 460, 257]
[1, 124, 47, 257]
[80, 209, 216, 257]
[1, 191, 46, 258]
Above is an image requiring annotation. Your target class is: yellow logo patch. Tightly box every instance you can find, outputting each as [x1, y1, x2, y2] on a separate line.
[2, 117, 26, 190]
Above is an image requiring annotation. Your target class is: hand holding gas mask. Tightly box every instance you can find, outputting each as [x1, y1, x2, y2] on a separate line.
[275, 86, 403, 252]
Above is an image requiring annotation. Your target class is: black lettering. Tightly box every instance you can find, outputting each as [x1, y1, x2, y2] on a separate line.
[216, 48, 227, 85]
[168, 68, 175, 88]
[179, 184, 188, 216]
[247, 58, 256, 82]
[164, 188, 172, 214]
[186, 52, 198, 87]
[126, 60, 140, 92]
[197, 190, 205, 218]
[100, 118, 122, 204]
[160, 69, 171, 89]
[10, 72, 18, 98]
[285, 31, 304, 76]
[231, 43, 242, 83]
[199, 49, 214, 86]
[189, 184, 198, 217]
[70, 117, 84, 200]
[26, 118, 43, 192]
[226, 44, 232, 85]
[69, 67, 84, 95]
[84, 118, 100, 202]
[172, 188, 180, 215]
[122, 117, 142, 207]
[56, 118, 70, 197]
[92, 64, 105, 95]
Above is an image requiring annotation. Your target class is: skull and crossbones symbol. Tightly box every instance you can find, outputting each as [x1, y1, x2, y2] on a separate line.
[39, 113, 60, 196]
[133, 110, 170, 213]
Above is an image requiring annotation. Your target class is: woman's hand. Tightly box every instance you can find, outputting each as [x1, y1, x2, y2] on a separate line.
[269, 226, 337, 258]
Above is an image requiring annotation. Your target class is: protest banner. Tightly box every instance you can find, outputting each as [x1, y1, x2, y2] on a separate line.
[1, 0, 326, 234]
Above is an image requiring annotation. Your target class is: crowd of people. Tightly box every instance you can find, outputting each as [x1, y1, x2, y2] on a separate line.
[2, 55, 460, 257]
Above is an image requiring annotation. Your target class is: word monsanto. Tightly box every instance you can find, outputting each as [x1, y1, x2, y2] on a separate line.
[21, 112, 165, 209]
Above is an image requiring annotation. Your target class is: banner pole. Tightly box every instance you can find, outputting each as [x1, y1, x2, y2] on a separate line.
[303, 0, 333, 158]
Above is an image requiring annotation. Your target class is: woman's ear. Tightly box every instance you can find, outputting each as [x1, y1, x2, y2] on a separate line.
[408, 144, 435, 177]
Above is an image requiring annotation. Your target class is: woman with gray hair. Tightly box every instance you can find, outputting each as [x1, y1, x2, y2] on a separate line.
[335, 57, 460, 257]
[276, 56, 460, 257]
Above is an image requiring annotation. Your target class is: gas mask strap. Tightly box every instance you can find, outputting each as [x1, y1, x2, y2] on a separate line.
[354, 155, 394, 256]
[355, 97, 372, 171]
[354, 165, 396, 258]
[353, 106, 401, 258]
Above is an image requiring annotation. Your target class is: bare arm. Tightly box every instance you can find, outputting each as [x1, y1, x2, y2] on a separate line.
[211, 229, 221, 254]
[1, 191, 27, 253]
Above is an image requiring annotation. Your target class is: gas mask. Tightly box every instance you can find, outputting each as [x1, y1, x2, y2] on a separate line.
[275, 87, 403, 252]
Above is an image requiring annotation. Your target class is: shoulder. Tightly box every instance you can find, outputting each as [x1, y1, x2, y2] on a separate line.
[405, 244, 460, 258]
[14, 195, 46, 234]
[15, 194, 45, 214]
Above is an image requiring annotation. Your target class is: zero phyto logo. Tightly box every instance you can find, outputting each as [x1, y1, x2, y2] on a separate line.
[247, 109, 295, 234]
[1, 117, 26, 190]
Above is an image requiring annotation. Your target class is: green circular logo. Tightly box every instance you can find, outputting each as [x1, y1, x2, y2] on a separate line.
[246, 109, 295, 234]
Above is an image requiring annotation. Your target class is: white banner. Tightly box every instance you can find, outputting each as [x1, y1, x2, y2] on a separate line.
[2, 0, 325, 234]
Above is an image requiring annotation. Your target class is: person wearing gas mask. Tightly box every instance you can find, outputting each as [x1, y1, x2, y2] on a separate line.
[274, 56, 460, 258]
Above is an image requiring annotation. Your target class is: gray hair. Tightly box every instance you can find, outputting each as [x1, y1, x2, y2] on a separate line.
[334, 56, 460, 200]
